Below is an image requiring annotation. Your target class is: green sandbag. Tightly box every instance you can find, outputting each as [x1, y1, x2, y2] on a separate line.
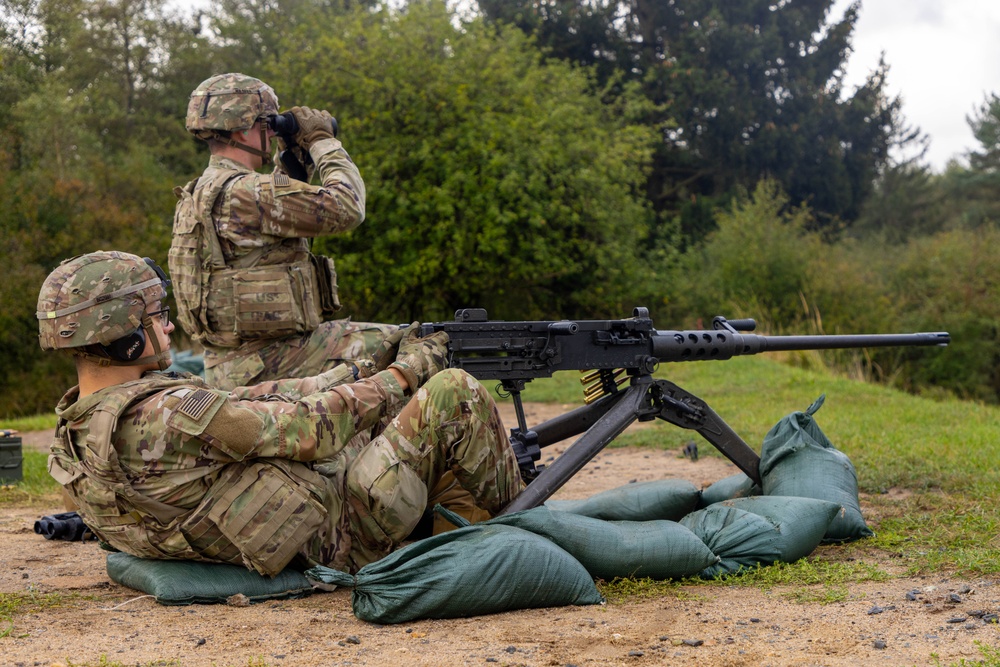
[697, 473, 762, 508]
[305, 524, 603, 624]
[439, 505, 718, 581]
[759, 395, 874, 542]
[679, 495, 841, 578]
[545, 479, 701, 521]
[106, 552, 314, 605]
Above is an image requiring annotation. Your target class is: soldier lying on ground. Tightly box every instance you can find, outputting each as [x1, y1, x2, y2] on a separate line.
[170, 72, 397, 391]
[37, 251, 525, 576]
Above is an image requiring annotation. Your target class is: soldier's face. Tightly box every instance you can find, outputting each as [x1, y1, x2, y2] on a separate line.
[140, 301, 174, 369]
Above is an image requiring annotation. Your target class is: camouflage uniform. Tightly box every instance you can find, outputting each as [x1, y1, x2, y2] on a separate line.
[49, 364, 523, 575]
[169, 73, 396, 391]
[39, 251, 523, 576]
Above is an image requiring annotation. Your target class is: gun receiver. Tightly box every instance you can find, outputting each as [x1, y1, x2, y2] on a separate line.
[421, 307, 949, 514]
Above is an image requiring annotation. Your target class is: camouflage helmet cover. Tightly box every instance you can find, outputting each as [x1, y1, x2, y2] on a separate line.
[186, 72, 279, 137]
[37, 251, 168, 351]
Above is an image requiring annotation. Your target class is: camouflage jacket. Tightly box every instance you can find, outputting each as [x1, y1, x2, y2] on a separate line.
[197, 139, 365, 259]
[48, 366, 406, 575]
[169, 138, 366, 350]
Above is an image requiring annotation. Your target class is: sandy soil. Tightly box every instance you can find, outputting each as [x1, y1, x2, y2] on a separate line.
[2, 403, 998, 667]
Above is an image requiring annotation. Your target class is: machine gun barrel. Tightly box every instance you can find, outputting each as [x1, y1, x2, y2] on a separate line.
[651, 330, 951, 363]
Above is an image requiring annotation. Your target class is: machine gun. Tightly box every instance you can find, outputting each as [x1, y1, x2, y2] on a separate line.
[421, 307, 949, 514]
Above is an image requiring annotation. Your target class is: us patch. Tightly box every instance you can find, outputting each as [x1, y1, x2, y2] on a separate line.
[273, 172, 290, 187]
[177, 389, 217, 422]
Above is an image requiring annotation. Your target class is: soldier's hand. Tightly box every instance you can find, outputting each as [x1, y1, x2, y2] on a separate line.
[389, 326, 450, 391]
[371, 326, 409, 373]
[288, 106, 335, 149]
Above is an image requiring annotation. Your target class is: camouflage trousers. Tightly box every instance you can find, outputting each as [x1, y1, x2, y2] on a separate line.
[335, 368, 525, 573]
[204, 318, 399, 390]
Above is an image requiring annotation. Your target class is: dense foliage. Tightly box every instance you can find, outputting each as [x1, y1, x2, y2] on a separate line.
[476, 0, 908, 243]
[0, 0, 996, 416]
[277, 3, 662, 321]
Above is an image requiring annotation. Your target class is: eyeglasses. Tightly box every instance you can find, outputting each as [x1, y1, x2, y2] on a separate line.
[147, 306, 170, 326]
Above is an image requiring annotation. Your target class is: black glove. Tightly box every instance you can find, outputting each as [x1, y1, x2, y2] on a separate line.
[288, 106, 336, 149]
[389, 324, 450, 390]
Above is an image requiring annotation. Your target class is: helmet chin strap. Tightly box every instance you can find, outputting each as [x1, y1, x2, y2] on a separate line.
[216, 124, 273, 165]
[139, 313, 173, 372]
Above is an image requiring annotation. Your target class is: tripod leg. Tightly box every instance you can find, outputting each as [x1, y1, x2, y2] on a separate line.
[652, 380, 761, 484]
[500, 381, 649, 514]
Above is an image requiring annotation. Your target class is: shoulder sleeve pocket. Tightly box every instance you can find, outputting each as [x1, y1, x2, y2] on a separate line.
[167, 389, 264, 461]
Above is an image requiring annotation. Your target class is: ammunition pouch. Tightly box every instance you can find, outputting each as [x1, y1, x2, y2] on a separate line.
[232, 258, 321, 339]
[200, 254, 337, 342]
[310, 253, 342, 317]
[184, 460, 328, 577]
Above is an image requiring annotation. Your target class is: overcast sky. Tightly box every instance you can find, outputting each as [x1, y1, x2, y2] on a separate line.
[831, 0, 1000, 172]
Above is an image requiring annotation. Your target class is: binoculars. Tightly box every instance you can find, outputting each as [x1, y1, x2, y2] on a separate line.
[266, 111, 339, 182]
[34, 511, 94, 541]
[266, 111, 339, 140]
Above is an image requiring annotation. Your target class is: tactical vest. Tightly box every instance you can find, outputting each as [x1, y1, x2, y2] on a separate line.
[169, 169, 341, 350]
[48, 375, 329, 576]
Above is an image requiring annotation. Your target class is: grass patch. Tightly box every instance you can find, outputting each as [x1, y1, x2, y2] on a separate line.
[0, 449, 61, 507]
[510, 356, 1000, 495]
[598, 577, 692, 603]
[700, 556, 890, 590]
[598, 557, 888, 605]
[933, 641, 1000, 667]
[0, 413, 56, 433]
[64, 658, 183, 666]
[0, 589, 81, 639]
[863, 492, 1000, 576]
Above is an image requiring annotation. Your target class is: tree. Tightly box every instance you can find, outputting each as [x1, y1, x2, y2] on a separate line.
[670, 179, 824, 327]
[200, 0, 379, 75]
[476, 0, 911, 243]
[887, 227, 1000, 402]
[933, 93, 1000, 230]
[269, 1, 663, 322]
[0, 0, 207, 415]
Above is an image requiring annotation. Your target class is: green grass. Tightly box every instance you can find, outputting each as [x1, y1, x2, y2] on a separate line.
[0, 449, 61, 506]
[707, 555, 890, 589]
[0, 589, 83, 639]
[499, 356, 1000, 492]
[598, 576, 690, 603]
[0, 413, 57, 433]
[598, 557, 888, 605]
[933, 642, 1000, 667]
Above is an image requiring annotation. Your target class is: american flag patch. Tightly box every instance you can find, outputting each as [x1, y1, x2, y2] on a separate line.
[273, 172, 290, 187]
[177, 389, 216, 422]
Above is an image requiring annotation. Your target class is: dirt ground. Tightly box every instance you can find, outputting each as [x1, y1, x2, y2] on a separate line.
[3, 402, 998, 667]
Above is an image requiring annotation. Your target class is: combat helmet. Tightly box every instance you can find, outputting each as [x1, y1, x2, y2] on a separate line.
[37, 251, 172, 370]
[186, 73, 278, 163]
